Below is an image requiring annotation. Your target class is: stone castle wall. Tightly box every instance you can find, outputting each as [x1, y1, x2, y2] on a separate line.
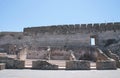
[0, 22, 120, 59]
[24, 22, 120, 34]
[22, 22, 120, 59]
[23, 22, 120, 48]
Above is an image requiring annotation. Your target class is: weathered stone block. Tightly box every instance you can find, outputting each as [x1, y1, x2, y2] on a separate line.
[6, 59, 14, 69]
[32, 60, 58, 70]
[14, 60, 25, 69]
[0, 57, 25, 69]
[96, 60, 117, 70]
[0, 63, 5, 70]
[66, 60, 90, 70]
[0, 57, 15, 69]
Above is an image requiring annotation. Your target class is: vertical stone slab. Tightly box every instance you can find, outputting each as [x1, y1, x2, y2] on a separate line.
[66, 60, 90, 70]
[96, 60, 117, 70]
[0, 63, 5, 70]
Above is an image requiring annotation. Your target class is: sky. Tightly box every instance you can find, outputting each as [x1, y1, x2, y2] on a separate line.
[0, 0, 120, 32]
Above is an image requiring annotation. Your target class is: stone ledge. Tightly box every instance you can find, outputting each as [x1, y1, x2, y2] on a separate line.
[66, 60, 90, 70]
[32, 60, 58, 70]
[96, 60, 117, 70]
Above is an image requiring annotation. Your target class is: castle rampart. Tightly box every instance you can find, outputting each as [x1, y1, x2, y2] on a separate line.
[24, 22, 120, 35]
[0, 22, 120, 62]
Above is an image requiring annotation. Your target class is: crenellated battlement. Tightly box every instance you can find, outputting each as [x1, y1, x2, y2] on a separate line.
[24, 22, 120, 34]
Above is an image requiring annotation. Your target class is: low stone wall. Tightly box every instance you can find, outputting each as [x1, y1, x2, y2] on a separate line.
[14, 60, 25, 69]
[32, 60, 58, 70]
[96, 60, 117, 70]
[0, 57, 25, 69]
[6, 58, 15, 69]
[6, 59, 25, 69]
[0, 63, 5, 70]
[66, 60, 90, 70]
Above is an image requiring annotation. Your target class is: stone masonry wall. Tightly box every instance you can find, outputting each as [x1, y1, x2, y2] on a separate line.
[24, 22, 120, 34]
[0, 22, 120, 59]
[23, 22, 120, 47]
